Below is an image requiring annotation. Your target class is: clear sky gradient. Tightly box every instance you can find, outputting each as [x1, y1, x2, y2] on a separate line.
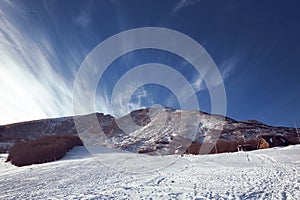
[0, 0, 299, 127]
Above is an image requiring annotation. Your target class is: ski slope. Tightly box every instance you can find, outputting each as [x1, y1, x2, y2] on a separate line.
[1, 145, 299, 199]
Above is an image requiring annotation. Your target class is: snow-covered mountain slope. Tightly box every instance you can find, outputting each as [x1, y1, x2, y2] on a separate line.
[80, 108, 300, 155]
[1, 145, 299, 199]
[1, 108, 299, 154]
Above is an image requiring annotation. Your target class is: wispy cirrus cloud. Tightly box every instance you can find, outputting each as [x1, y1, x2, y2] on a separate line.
[0, 1, 74, 125]
[191, 56, 240, 92]
[172, 0, 201, 13]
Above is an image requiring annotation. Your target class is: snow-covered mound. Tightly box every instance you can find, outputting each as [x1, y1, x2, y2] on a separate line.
[0, 145, 299, 199]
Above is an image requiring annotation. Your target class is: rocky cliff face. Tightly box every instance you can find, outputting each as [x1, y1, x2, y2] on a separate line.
[0, 108, 299, 154]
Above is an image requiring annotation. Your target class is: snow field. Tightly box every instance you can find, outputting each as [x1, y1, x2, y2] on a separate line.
[0, 145, 299, 199]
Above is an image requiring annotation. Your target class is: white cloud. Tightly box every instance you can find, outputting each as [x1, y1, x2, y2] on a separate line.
[0, 2, 73, 125]
[128, 87, 149, 112]
[109, 79, 152, 117]
[219, 56, 239, 81]
[172, 0, 201, 13]
[73, 2, 92, 28]
[74, 12, 90, 28]
[191, 74, 205, 91]
[190, 56, 239, 92]
[95, 90, 114, 117]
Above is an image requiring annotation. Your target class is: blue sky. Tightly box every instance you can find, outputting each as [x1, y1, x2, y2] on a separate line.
[0, 0, 299, 127]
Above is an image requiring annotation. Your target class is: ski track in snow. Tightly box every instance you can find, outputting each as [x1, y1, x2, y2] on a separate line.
[0, 145, 299, 199]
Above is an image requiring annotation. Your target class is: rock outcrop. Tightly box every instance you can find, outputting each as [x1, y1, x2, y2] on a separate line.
[257, 138, 270, 149]
[6, 135, 83, 166]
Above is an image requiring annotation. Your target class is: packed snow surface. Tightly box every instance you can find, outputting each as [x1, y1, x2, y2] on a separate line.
[1, 145, 299, 199]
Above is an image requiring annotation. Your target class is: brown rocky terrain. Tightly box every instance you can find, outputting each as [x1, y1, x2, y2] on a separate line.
[0, 108, 299, 155]
[6, 135, 83, 166]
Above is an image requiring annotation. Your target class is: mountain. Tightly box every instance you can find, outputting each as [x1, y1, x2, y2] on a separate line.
[1, 108, 299, 154]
